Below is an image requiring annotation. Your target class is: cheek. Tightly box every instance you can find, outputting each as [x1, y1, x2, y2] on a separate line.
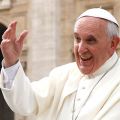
[74, 44, 78, 55]
[89, 48, 101, 65]
[94, 47, 110, 66]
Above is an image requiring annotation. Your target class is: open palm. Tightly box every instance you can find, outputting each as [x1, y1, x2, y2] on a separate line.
[1, 21, 28, 68]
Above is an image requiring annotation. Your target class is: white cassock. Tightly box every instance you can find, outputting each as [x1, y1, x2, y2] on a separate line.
[0, 52, 120, 120]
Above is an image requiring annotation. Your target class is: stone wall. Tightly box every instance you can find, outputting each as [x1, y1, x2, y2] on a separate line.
[27, 0, 58, 80]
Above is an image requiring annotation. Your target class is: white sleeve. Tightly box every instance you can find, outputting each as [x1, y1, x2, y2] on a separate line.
[1, 62, 38, 115]
[1, 61, 20, 89]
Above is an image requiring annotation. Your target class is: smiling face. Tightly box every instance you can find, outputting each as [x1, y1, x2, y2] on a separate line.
[74, 17, 118, 75]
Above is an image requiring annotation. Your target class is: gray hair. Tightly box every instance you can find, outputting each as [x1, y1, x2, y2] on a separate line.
[106, 21, 119, 39]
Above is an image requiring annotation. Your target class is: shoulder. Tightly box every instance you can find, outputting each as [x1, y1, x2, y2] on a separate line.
[50, 62, 80, 75]
[48, 62, 82, 84]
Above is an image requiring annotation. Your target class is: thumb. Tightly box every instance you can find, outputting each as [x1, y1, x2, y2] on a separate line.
[16, 30, 28, 46]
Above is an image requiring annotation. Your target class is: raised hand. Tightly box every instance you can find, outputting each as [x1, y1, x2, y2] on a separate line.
[0, 21, 28, 68]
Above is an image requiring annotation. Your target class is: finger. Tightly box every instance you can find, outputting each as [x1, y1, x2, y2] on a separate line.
[2, 21, 17, 40]
[9, 20, 17, 27]
[2, 27, 11, 40]
[16, 30, 28, 46]
[1, 39, 11, 55]
[9, 21, 17, 41]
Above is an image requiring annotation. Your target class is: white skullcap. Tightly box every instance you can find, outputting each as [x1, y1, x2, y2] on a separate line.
[77, 8, 119, 27]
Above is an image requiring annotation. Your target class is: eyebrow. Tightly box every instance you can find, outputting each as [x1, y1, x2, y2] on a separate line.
[74, 32, 80, 38]
[74, 33, 97, 40]
[86, 35, 97, 40]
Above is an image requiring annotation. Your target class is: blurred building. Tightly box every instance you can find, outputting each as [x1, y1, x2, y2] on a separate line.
[0, 0, 120, 120]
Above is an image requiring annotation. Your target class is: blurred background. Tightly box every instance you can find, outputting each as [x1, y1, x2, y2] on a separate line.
[0, 0, 120, 120]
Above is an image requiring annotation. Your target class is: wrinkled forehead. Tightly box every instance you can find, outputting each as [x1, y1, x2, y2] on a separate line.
[74, 16, 107, 32]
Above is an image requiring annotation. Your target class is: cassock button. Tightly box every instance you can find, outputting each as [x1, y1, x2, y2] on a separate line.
[72, 109, 75, 113]
[77, 98, 81, 101]
[82, 86, 86, 89]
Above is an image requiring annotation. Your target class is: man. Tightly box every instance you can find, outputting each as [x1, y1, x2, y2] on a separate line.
[0, 8, 120, 120]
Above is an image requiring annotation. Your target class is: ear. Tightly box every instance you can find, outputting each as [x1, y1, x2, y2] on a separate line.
[110, 36, 120, 51]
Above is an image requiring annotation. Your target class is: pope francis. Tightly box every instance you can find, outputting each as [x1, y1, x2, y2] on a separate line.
[0, 8, 120, 120]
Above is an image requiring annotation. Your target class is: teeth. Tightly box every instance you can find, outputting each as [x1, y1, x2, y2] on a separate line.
[81, 57, 90, 60]
[80, 55, 92, 61]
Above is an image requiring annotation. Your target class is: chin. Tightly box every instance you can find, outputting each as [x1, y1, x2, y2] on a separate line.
[81, 70, 92, 75]
[78, 66, 94, 75]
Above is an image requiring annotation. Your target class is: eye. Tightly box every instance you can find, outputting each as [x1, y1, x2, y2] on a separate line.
[74, 36, 81, 43]
[86, 35, 97, 44]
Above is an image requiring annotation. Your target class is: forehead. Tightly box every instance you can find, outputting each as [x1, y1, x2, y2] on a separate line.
[74, 17, 107, 35]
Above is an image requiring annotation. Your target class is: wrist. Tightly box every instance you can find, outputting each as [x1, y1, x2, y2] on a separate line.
[3, 59, 19, 68]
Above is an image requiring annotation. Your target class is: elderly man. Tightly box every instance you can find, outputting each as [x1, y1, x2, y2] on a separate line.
[0, 8, 120, 120]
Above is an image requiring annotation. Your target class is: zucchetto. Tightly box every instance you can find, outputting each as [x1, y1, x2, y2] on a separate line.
[77, 8, 119, 27]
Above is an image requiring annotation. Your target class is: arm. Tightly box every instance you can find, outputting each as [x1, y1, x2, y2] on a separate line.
[1, 60, 20, 88]
[1, 62, 38, 116]
[1, 61, 56, 116]
[0, 21, 55, 116]
[0, 21, 38, 115]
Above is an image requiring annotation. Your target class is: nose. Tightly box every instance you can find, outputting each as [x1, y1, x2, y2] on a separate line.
[78, 41, 88, 53]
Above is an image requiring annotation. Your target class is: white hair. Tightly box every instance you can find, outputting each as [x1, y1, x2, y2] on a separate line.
[74, 17, 119, 40]
[106, 21, 119, 39]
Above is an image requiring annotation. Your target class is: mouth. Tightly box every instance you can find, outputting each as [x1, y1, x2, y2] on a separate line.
[80, 55, 93, 61]
[78, 53, 93, 67]
[76, 53, 94, 74]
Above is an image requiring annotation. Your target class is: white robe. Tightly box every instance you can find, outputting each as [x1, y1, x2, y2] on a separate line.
[0, 52, 120, 120]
